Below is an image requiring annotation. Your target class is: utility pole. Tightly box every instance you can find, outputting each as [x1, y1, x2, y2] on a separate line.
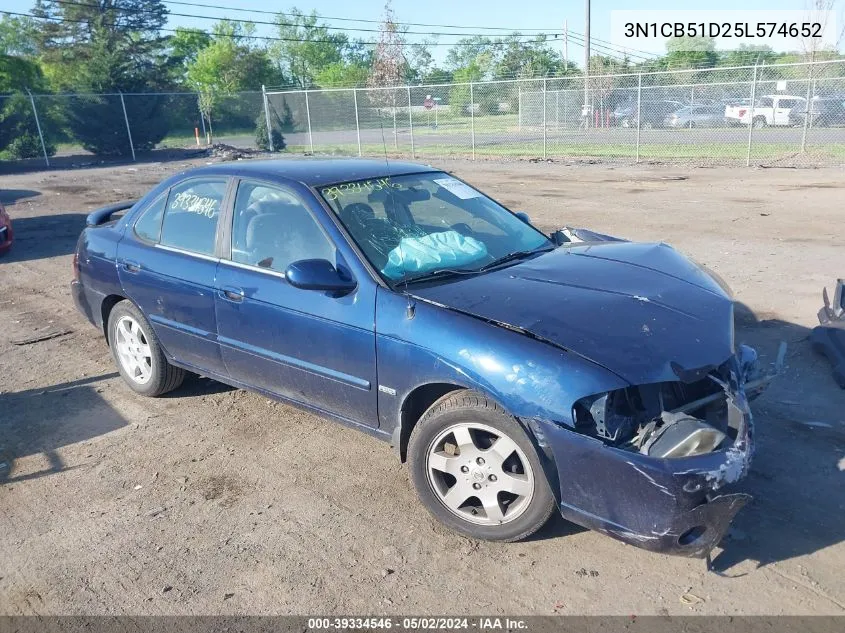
[564, 20, 569, 71]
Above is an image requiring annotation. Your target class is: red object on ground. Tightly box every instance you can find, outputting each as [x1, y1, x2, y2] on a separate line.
[0, 201, 14, 255]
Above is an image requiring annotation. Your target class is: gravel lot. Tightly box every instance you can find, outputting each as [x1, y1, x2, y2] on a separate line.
[1, 155, 843, 616]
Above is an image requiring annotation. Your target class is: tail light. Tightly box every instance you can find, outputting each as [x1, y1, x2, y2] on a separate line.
[72, 251, 80, 282]
[738, 109, 747, 117]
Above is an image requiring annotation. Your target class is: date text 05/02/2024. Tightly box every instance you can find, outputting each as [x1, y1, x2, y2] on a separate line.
[307, 618, 529, 630]
[624, 22, 822, 39]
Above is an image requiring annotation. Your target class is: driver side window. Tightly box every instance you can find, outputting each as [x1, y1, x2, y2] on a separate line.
[230, 181, 335, 274]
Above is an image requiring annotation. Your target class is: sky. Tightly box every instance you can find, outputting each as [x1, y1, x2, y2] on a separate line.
[6, 0, 836, 64]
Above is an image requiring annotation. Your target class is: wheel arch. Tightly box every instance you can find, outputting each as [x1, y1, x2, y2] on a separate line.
[394, 382, 466, 462]
[100, 294, 127, 344]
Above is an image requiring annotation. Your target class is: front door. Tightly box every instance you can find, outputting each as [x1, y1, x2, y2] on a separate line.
[214, 179, 378, 426]
[117, 177, 229, 375]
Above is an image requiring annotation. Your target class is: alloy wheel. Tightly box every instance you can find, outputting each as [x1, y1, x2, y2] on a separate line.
[426, 422, 535, 526]
[114, 315, 153, 385]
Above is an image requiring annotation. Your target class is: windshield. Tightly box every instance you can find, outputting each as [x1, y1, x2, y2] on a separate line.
[319, 172, 552, 283]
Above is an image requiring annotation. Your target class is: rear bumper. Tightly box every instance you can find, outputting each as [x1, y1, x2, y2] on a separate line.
[71, 279, 102, 329]
[541, 385, 754, 558]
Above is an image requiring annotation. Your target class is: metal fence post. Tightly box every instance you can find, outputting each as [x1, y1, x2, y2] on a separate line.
[262, 85, 274, 152]
[26, 89, 50, 167]
[119, 92, 136, 161]
[746, 64, 759, 167]
[353, 88, 361, 157]
[392, 93, 398, 150]
[800, 65, 813, 153]
[469, 81, 475, 160]
[407, 85, 415, 159]
[197, 94, 207, 143]
[635, 74, 642, 163]
[304, 90, 314, 153]
[555, 90, 560, 129]
[542, 79, 547, 159]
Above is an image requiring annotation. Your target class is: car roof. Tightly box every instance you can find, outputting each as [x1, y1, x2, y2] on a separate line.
[178, 158, 439, 188]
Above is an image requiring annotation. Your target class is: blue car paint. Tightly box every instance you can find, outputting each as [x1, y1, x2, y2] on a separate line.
[410, 241, 736, 386]
[72, 158, 756, 558]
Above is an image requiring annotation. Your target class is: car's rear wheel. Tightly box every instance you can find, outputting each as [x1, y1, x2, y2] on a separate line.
[408, 390, 556, 542]
[108, 300, 185, 397]
[753, 116, 767, 128]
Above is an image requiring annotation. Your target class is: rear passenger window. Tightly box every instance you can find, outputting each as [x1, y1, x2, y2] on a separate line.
[133, 194, 166, 242]
[230, 181, 335, 274]
[160, 179, 227, 256]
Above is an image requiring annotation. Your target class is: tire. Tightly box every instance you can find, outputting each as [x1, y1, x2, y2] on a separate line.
[753, 116, 767, 128]
[408, 390, 556, 542]
[107, 300, 185, 397]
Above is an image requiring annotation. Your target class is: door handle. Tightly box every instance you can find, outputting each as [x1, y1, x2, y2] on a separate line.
[122, 260, 141, 273]
[220, 286, 244, 302]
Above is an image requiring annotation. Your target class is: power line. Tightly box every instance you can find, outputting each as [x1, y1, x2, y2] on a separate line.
[2, 10, 536, 46]
[48, 0, 553, 39]
[42, 0, 658, 59]
[159, 0, 556, 32]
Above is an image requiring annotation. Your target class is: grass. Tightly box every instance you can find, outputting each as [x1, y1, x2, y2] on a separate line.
[290, 140, 845, 161]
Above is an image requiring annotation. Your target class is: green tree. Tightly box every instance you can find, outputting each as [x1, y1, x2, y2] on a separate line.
[271, 8, 347, 88]
[186, 21, 275, 141]
[31, 0, 173, 155]
[663, 36, 718, 70]
[448, 61, 484, 114]
[165, 27, 212, 83]
[315, 62, 369, 88]
[0, 15, 38, 57]
[445, 36, 495, 72]
[493, 35, 562, 79]
[0, 55, 56, 159]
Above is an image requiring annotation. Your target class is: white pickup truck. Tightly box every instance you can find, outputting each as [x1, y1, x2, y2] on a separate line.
[724, 95, 807, 127]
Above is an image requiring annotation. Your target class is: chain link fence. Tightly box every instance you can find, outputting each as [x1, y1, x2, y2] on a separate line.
[3, 59, 845, 169]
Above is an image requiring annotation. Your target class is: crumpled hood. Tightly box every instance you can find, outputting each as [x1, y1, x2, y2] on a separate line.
[412, 241, 736, 385]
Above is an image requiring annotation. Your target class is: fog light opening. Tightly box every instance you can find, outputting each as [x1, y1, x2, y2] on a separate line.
[678, 525, 707, 546]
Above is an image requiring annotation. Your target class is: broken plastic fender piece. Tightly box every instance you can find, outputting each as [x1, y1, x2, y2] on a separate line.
[812, 279, 845, 389]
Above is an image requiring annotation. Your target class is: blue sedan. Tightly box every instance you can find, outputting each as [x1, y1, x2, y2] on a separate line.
[72, 159, 769, 555]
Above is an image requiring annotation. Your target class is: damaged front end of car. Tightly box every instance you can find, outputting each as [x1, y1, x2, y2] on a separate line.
[537, 343, 783, 559]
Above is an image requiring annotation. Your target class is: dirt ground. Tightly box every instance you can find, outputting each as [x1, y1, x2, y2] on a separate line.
[1, 155, 843, 616]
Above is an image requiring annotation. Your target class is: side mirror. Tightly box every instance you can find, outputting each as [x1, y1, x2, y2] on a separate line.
[514, 211, 532, 225]
[285, 259, 356, 294]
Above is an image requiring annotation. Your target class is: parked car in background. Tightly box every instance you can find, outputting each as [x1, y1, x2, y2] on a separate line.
[620, 101, 682, 128]
[611, 103, 636, 126]
[665, 104, 727, 128]
[0, 201, 13, 255]
[725, 95, 806, 127]
[72, 159, 772, 557]
[788, 97, 845, 127]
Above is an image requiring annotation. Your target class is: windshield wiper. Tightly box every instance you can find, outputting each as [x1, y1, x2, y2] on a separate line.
[402, 268, 479, 285]
[478, 245, 555, 272]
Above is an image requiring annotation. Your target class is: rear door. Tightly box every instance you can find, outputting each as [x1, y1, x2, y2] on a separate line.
[775, 98, 800, 125]
[117, 177, 231, 375]
[214, 179, 378, 426]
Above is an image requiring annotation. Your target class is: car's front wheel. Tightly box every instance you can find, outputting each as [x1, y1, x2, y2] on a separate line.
[108, 300, 185, 397]
[408, 390, 556, 542]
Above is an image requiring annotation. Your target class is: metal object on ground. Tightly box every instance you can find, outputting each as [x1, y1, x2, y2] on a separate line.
[811, 279, 845, 388]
